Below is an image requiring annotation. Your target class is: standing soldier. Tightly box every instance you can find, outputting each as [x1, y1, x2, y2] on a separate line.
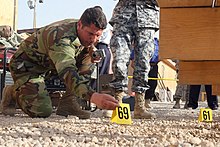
[109, 0, 159, 119]
[0, 6, 119, 118]
[172, 60, 190, 109]
[173, 84, 190, 109]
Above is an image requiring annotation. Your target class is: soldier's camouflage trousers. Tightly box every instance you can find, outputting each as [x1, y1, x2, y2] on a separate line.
[9, 51, 94, 118]
[173, 84, 190, 102]
[8, 51, 53, 117]
[12, 76, 53, 118]
[110, 24, 156, 93]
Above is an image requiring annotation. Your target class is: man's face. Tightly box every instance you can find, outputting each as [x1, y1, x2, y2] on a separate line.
[77, 21, 103, 47]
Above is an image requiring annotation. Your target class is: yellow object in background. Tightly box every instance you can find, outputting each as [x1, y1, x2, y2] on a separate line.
[111, 103, 132, 125]
[198, 108, 212, 122]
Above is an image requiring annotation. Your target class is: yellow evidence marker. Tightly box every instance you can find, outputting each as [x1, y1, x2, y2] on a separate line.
[198, 108, 213, 122]
[111, 103, 132, 125]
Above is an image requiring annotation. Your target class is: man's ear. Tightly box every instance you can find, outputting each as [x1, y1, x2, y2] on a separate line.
[77, 20, 82, 29]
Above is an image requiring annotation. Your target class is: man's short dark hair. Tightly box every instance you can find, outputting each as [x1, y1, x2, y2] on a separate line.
[80, 6, 107, 29]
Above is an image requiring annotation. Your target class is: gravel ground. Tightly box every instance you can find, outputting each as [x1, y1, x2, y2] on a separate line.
[0, 101, 220, 147]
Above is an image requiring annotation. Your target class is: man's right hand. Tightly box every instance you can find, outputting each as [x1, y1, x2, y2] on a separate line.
[90, 92, 120, 110]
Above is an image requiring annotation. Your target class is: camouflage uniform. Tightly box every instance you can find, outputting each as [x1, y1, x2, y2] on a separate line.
[172, 60, 190, 109]
[109, 0, 159, 93]
[107, 0, 159, 119]
[173, 84, 190, 108]
[173, 84, 190, 102]
[9, 19, 95, 117]
[0, 25, 24, 48]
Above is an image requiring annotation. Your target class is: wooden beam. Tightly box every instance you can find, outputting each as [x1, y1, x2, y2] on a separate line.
[161, 59, 177, 71]
[157, 0, 220, 8]
[178, 61, 220, 85]
[212, 84, 220, 95]
[159, 7, 220, 60]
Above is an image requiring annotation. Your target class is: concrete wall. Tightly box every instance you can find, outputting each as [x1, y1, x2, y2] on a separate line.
[157, 60, 177, 101]
[0, 0, 18, 31]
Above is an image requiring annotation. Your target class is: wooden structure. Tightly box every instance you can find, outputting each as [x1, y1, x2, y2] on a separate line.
[158, 0, 220, 95]
[0, 0, 18, 31]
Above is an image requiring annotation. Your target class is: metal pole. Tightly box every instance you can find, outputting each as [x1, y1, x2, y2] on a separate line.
[1, 48, 9, 99]
[33, 0, 37, 29]
[96, 62, 100, 93]
[13, 0, 17, 31]
[89, 62, 99, 112]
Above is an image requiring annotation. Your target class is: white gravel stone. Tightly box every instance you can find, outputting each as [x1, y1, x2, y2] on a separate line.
[200, 140, 215, 147]
[0, 101, 219, 146]
[182, 142, 192, 147]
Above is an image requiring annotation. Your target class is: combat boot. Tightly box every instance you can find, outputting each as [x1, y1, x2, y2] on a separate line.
[115, 91, 126, 103]
[102, 91, 126, 118]
[145, 99, 152, 109]
[56, 94, 91, 119]
[184, 94, 189, 109]
[173, 98, 181, 109]
[0, 85, 16, 116]
[134, 93, 156, 119]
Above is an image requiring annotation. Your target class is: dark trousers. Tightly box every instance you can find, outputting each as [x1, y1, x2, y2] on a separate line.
[188, 85, 218, 109]
[145, 63, 158, 100]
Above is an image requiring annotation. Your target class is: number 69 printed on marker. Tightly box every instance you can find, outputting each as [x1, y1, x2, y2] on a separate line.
[111, 103, 132, 125]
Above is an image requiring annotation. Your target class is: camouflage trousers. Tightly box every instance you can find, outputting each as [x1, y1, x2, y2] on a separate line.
[173, 84, 190, 102]
[110, 23, 156, 93]
[14, 76, 53, 118]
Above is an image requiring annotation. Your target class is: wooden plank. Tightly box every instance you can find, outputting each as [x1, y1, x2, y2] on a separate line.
[212, 84, 220, 95]
[178, 61, 220, 85]
[161, 59, 177, 71]
[158, 0, 220, 8]
[159, 7, 220, 60]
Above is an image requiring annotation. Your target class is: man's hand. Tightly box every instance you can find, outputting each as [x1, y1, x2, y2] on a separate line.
[90, 92, 120, 110]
